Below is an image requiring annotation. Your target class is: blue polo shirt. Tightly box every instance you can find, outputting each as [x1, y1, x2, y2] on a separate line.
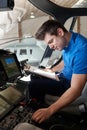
[61, 32, 87, 81]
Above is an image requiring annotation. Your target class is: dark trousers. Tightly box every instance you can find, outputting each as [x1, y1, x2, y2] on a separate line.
[29, 74, 71, 101]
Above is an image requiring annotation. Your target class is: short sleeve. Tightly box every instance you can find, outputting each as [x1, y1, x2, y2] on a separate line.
[73, 49, 87, 74]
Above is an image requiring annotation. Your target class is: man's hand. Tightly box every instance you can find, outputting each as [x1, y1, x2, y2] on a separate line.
[44, 68, 53, 72]
[32, 107, 52, 123]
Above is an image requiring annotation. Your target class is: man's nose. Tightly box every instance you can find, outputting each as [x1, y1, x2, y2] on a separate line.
[49, 44, 53, 49]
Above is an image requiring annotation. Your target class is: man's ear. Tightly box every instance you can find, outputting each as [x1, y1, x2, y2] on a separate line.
[57, 28, 64, 37]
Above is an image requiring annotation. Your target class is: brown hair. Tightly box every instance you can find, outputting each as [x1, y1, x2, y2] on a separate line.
[35, 20, 68, 40]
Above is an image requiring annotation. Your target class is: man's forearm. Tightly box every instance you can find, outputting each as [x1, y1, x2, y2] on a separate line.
[51, 60, 64, 72]
[48, 86, 81, 116]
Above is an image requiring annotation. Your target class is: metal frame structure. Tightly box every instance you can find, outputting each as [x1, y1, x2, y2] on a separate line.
[28, 0, 87, 24]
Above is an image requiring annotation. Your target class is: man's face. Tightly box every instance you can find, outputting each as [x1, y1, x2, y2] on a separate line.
[44, 29, 67, 51]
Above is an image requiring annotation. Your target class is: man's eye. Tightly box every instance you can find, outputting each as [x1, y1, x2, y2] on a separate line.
[49, 40, 53, 44]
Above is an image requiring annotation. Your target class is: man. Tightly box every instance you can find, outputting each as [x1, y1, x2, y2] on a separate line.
[29, 20, 87, 123]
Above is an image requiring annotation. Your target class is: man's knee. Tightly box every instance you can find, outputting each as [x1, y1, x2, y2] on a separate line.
[13, 123, 42, 130]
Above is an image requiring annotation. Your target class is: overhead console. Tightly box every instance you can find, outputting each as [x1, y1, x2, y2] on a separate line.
[0, 0, 14, 11]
